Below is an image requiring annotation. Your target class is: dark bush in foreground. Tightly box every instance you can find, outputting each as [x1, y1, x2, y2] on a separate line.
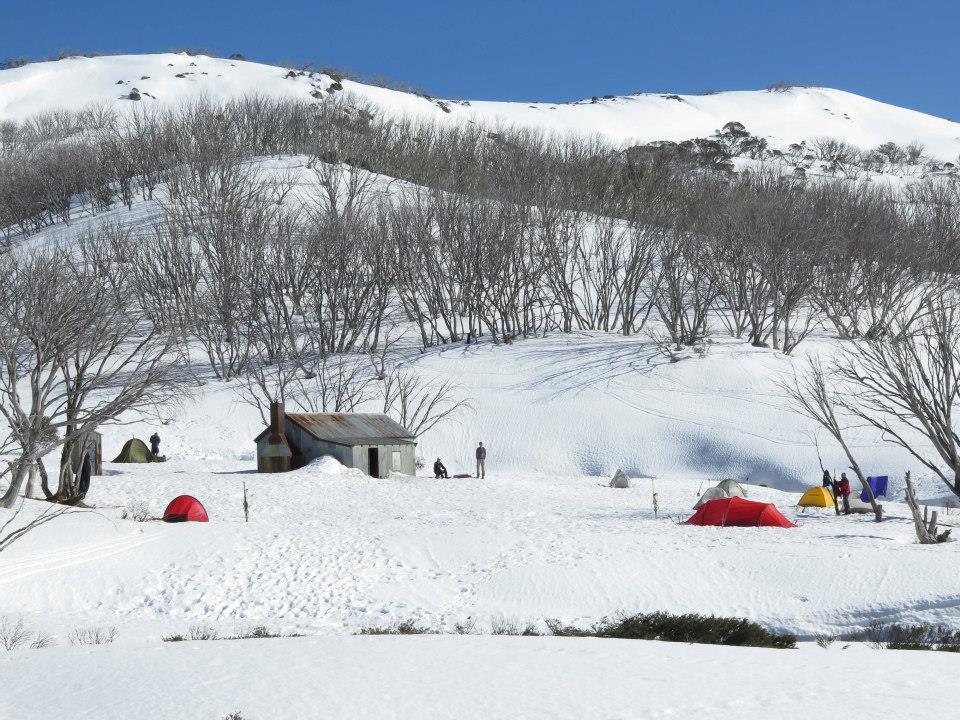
[885, 624, 960, 652]
[546, 613, 796, 649]
[356, 612, 795, 648]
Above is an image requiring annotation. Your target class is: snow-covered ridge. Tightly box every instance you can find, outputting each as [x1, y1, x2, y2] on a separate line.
[3, 52, 960, 159]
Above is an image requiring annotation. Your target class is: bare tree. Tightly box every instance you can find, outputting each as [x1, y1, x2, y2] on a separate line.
[783, 358, 883, 521]
[0, 243, 184, 507]
[294, 355, 377, 414]
[833, 295, 960, 499]
[381, 371, 469, 437]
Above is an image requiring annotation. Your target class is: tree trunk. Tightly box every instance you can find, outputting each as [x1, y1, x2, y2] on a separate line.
[38, 460, 52, 500]
[23, 463, 40, 500]
[904, 471, 945, 544]
[52, 439, 81, 503]
[0, 459, 29, 509]
[852, 468, 883, 523]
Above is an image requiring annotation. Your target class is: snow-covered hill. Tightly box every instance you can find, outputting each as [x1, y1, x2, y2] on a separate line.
[3, 52, 960, 159]
[13, 151, 923, 494]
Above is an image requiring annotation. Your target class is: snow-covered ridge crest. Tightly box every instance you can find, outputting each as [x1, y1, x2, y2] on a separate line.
[2, 52, 960, 160]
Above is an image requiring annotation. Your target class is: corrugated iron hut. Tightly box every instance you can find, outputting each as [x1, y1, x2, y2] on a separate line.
[255, 402, 417, 477]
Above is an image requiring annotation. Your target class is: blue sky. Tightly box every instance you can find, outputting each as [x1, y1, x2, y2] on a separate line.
[5, 0, 959, 119]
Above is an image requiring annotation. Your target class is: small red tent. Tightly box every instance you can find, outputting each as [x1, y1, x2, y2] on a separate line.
[685, 496, 795, 528]
[162, 495, 209, 523]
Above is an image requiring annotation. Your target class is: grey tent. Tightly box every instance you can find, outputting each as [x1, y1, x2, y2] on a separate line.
[609, 469, 631, 488]
[694, 486, 729, 508]
[716, 479, 747, 498]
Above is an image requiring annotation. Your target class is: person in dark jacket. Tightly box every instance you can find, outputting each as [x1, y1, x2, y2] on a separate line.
[838, 473, 852, 514]
[823, 470, 839, 513]
[433, 458, 448, 479]
[149, 432, 161, 458]
[475, 442, 486, 479]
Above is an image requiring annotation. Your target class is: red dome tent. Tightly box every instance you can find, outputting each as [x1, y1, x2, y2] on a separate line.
[162, 495, 209, 523]
[685, 496, 795, 528]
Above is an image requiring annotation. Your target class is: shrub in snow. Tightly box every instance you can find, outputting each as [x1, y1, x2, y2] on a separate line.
[0, 617, 29, 651]
[815, 633, 835, 649]
[120, 500, 151, 522]
[190, 625, 219, 641]
[359, 620, 437, 635]
[0, 618, 55, 650]
[244, 625, 279, 639]
[68, 626, 117, 646]
[863, 620, 885, 649]
[866, 623, 960, 652]
[491, 618, 541, 636]
[164, 625, 299, 642]
[545, 612, 797, 649]
[29, 631, 55, 649]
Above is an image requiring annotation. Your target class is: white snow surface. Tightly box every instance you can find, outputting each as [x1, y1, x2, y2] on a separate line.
[3, 452, 959, 642]
[1, 636, 951, 720]
[3, 53, 960, 158]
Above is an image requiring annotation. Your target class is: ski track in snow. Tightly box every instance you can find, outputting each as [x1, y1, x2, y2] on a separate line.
[0, 532, 157, 585]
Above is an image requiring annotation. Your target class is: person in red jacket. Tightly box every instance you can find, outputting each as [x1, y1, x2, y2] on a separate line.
[838, 473, 852, 514]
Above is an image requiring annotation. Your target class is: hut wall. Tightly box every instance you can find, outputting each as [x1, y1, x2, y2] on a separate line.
[350, 443, 416, 477]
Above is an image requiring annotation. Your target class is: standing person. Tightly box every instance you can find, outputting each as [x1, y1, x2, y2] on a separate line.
[433, 458, 449, 479]
[475, 442, 486, 479]
[823, 470, 839, 514]
[149, 432, 161, 459]
[838, 472, 852, 515]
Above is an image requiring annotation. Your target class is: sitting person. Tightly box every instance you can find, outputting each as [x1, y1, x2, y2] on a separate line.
[433, 458, 449, 479]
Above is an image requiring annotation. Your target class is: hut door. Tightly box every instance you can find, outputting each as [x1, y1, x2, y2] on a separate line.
[367, 448, 379, 478]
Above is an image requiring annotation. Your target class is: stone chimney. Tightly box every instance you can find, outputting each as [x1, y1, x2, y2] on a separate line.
[269, 401, 286, 444]
[259, 400, 292, 473]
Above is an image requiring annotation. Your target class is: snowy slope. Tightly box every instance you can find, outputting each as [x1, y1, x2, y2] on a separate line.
[3, 53, 960, 158]
[14, 154, 928, 491]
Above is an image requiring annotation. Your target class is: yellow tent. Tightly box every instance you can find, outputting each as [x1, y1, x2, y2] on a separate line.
[798, 486, 835, 508]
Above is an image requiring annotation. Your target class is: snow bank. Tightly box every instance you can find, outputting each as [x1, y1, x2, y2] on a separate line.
[0, 636, 950, 720]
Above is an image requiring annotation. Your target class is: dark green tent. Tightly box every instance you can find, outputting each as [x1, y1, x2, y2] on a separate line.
[113, 438, 152, 463]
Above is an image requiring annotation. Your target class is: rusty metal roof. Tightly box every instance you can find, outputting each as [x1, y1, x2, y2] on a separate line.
[285, 413, 416, 445]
